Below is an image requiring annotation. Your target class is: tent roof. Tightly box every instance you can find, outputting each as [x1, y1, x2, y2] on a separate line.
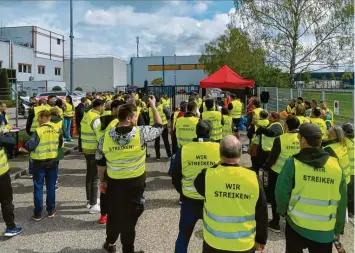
[200, 65, 255, 88]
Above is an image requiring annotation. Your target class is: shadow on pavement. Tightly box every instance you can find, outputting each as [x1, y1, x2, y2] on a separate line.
[17, 248, 103, 253]
[146, 171, 169, 178]
[146, 177, 173, 191]
[58, 168, 87, 175]
[145, 198, 179, 210]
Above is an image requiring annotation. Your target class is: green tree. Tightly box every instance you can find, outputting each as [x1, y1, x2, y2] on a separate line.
[52, 86, 62, 91]
[341, 72, 353, 80]
[0, 68, 10, 100]
[234, 0, 354, 85]
[301, 72, 312, 83]
[75, 87, 83, 91]
[151, 77, 163, 86]
[330, 73, 336, 80]
[199, 25, 290, 87]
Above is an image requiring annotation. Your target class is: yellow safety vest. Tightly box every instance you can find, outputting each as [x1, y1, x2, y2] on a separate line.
[149, 104, 168, 126]
[134, 94, 139, 100]
[296, 116, 310, 125]
[325, 108, 334, 126]
[55, 106, 64, 119]
[261, 122, 284, 151]
[288, 157, 342, 231]
[64, 102, 74, 117]
[204, 165, 259, 252]
[172, 111, 180, 130]
[310, 118, 327, 140]
[30, 124, 59, 160]
[253, 108, 263, 121]
[160, 97, 170, 109]
[202, 111, 223, 141]
[103, 127, 146, 179]
[181, 141, 220, 200]
[286, 105, 296, 115]
[345, 137, 354, 177]
[271, 133, 300, 174]
[80, 109, 101, 154]
[196, 98, 203, 109]
[87, 99, 92, 106]
[102, 110, 111, 117]
[222, 115, 233, 137]
[0, 147, 9, 176]
[325, 142, 350, 184]
[175, 116, 199, 147]
[203, 101, 215, 112]
[96, 118, 119, 142]
[230, 100, 242, 119]
[3, 114, 12, 131]
[50, 120, 63, 132]
[251, 119, 269, 144]
[30, 105, 51, 132]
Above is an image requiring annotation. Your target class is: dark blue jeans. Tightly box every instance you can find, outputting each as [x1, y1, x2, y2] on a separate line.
[175, 200, 204, 253]
[29, 161, 33, 175]
[63, 117, 72, 141]
[33, 164, 58, 216]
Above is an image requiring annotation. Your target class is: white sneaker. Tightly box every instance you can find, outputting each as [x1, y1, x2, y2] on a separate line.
[97, 198, 100, 205]
[85, 201, 90, 209]
[89, 204, 100, 214]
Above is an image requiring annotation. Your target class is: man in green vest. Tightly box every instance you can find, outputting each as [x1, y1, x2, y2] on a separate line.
[0, 133, 23, 237]
[148, 97, 171, 160]
[263, 115, 300, 233]
[96, 96, 163, 253]
[194, 136, 268, 252]
[160, 93, 171, 110]
[276, 124, 347, 253]
[201, 99, 223, 142]
[171, 120, 220, 253]
[228, 94, 243, 134]
[175, 102, 200, 147]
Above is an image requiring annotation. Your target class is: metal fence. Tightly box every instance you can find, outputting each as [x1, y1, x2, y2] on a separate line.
[0, 85, 23, 128]
[257, 87, 354, 126]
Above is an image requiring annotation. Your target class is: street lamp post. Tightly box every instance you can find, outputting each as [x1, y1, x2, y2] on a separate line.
[174, 53, 176, 86]
[136, 36, 139, 57]
[69, 0, 74, 94]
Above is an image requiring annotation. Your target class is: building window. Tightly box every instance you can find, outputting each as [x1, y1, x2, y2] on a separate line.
[57, 39, 61, 45]
[18, 63, 32, 73]
[38, 66, 45, 74]
[55, 67, 61, 76]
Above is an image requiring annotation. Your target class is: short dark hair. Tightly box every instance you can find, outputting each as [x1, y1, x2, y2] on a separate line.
[253, 98, 261, 108]
[55, 98, 63, 107]
[48, 95, 56, 101]
[304, 101, 311, 108]
[313, 108, 321, 117]
[81, 97, 87, 103]
[93, 99, 104, 108]
[118, 104, 137, 121]
[221, 106, 229, 115]
[260, 110, 268, 119]
[187, 101, 197, 112]
[180, 101, 188, 112]
[205, 99, 214, 109]
[286, 115, 300, 131]
[196, 120, 212, 138]
[270, 112, 280, 121]
[111, 100, 124, 110]
[297, 97, 304, 102]
[231, 94, 237, 99]
[311, 100, 317, 105]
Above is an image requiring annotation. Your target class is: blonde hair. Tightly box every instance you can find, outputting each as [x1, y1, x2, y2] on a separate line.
[329, 125, 346, 146]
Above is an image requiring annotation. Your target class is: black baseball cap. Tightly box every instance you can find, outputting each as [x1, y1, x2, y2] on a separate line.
[299, 123, 322, 140]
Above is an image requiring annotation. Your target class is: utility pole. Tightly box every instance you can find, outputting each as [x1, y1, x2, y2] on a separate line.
[174, 53, 176, 86]
[136, 36, 139, 57]
[69, 0, 74, 94]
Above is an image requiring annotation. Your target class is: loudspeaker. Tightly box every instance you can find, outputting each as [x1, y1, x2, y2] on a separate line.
[244, 87, 251, 96]
[260, 91, 270, 104]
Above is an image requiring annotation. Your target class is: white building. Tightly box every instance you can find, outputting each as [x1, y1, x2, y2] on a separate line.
[63, 56, 127, 92]
[0, 26, 64, 88]
[127, 55, 207, 87]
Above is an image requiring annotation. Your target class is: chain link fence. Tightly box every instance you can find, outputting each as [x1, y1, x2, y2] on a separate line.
[257, 87, 354, 126]
[0, 85, 24, 129]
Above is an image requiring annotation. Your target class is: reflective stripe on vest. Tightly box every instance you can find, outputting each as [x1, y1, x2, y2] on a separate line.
[261, 122, 284, 151]
[181, 142, 220, 200]
[230, 100, 242, 118]
[30, 124, 59, 160]
[287, 158, 342, 231]
[103, 127, 146, 179]
[311, 118, 328, 140]
[0, 148, 9, 176]
[204, 165, 259, 252]
[345, 138, 354, 177]
[271, 133, 300, 174]
[202, 111, 222, 141]
[80, 110, 100, 154]
[324, 142, 350, 184]
[149, 104, 167, 126]
[222, 115, 233, 137]
[175, 117, 199, 147]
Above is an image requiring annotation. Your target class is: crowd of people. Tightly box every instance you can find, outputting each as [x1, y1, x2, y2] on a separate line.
[0, 89, 353, 253]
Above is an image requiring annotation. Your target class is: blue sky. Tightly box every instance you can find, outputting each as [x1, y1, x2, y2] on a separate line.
[0, 0, 235, 61]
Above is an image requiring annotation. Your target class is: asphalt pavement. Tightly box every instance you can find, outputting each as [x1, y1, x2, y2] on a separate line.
[0, 140, 354, 253]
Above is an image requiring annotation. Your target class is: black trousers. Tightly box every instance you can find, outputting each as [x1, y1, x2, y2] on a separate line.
[232, 118, 240, 132]
[285, 223, 332, 253]
[171, 133, 178, 155]
[84, 154, 99, 205]
[348, 175, 354, 214]
[203, 241, 255, 253]
[106, 178, 144, 253]
[77, 128, 82, 152]
[0, 172, 16, 229]
[154, 127, 172, 159]
[100, 192, 108, 216]
[268, 169, 280, 222]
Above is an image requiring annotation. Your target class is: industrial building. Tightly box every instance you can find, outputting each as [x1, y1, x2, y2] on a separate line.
[0, 26, 65, 93]
[63, 56, 127, 92]
[127, 55, 207, 87]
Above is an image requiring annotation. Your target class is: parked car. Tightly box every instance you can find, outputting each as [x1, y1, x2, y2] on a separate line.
[35, 91, 83, 107]
[19, 96, 31, 119]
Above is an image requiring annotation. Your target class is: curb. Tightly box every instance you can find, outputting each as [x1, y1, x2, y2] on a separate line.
[10, 145, 79, 181]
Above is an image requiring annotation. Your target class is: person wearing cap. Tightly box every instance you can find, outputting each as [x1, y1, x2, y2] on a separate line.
[194, 135, 268, 253]
[171, 120, 220, 253]
[228, 94, 243, 134]
[342, 122, 354, 215]
[263, 116, 300, 233]
[275, 124, 347, 253]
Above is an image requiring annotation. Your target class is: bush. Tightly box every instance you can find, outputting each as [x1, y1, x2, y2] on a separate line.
[52, 86, 62, 91]
[75, 87, 83, 91]
[0, 100, 17, 108]
[0, 68, 10, 100]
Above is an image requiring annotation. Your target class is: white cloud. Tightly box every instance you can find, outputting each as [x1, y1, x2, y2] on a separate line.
[194, 2, 208, 14]
[37, 1, 56, 10]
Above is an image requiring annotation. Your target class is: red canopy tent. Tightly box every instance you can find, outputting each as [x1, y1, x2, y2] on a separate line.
[200, 65, 255, 88]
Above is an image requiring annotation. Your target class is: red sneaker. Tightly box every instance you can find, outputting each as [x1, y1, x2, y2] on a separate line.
[98, 214, 107, 225]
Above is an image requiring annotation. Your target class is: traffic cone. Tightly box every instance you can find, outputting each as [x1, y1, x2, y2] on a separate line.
[71, 114, 78, 138]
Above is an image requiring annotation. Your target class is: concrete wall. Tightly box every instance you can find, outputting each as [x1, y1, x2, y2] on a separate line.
[35, 27, 64, 61]
[64, 57, 119, 92]
[0, 41, 10, 68]
[113, 58, 127, 87]
[12, 44, 35, 82]
[128, 55, 207, 87]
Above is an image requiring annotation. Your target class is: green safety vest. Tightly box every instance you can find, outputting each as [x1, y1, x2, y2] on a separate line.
[30, 105, 51, 132]
[311, 118, 327, 140]
[0, 147, 9, 176]
[175, 116, 199, 147]
[149, 104, 168, 126]
[80, 109, 101, 154]
[202, 111, 223, 141]
[96, 118, 119, 142]
[345, 137, 354, 178]
[30, 124, 59, 160]
[230, 100, 242, 119]
[324, 142, 350, 184]
[222, 115, 233, 137]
